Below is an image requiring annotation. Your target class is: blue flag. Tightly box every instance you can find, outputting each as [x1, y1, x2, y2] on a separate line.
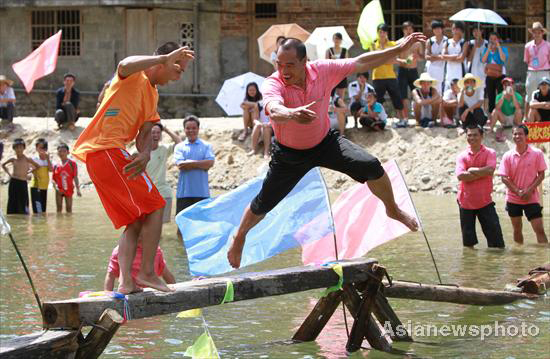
[175, 168, 333, 276]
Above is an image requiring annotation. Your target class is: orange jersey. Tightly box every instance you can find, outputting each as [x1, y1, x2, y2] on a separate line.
[72, 71, 160, 162]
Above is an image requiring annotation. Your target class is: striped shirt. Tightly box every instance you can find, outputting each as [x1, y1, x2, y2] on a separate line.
[261, 59, 356, 149]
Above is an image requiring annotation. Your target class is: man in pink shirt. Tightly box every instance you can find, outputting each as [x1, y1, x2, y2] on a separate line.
[227, 35, 426, 268]
[456, 125, 504, 248]
[498, 125, 548, 244]
[524, 22, 550, 117]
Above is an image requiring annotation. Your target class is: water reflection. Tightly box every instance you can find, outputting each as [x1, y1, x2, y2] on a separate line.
[0, 191, 549, 357]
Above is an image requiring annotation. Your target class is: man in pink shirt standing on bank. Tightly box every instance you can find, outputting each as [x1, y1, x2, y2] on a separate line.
[227, 35, 426, 268]
[456, 125, 504, 248]
[498, 125, 548, 244]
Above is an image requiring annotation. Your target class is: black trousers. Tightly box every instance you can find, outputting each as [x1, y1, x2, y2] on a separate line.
[486, 75, 505, 113]
[459, 202, 505, 248]
[30, 187, 48, 213]
[250, 130, 385, 215]
[373, 79, 404, 110]
[7, 178, 29, 214]
[0, 103, 15, 123]
[459, 106, 487, 129]
[176, 197, 206, 215]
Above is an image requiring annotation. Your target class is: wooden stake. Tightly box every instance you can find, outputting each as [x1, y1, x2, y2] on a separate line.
[345, 266, 391, 353]
[75, 309, 123, 359]
[292, 291, 342, 342]
[373, 293, 412, 342]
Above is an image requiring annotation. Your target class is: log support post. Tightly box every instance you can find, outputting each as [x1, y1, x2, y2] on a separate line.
[74, 309, 123, 359]
[343, 266, 392, 353]
[292, 291, 342, 342]
[373, 292, 412, 342]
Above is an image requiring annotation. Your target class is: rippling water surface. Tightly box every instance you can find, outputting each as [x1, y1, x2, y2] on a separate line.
[0, 190, 548, 358]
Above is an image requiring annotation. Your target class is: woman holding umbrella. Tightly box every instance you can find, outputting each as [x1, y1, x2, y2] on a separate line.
[481, 32, 508, 119]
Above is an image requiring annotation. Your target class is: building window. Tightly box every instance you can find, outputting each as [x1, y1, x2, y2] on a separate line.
[31, 10, 80, 56]
[180, 23, 194, 50]
[255, 3, 277, 19]
[464, 0, 526, 43]
[379, 0, 423, 40]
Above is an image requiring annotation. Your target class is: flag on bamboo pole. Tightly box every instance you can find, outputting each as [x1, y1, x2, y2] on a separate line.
[357, 0, 385, 50]
[302, 160, 421, 265]
[12, 30, 62, 93]
[184, 331, 219, 358]
[175, 168, 333, 276]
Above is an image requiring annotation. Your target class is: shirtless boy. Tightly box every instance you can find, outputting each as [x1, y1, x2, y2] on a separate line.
[2, 138, 39, 214]
[72, 42, 194, 294]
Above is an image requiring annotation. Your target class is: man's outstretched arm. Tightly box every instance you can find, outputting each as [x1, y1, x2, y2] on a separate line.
[353, 33, 426, 73]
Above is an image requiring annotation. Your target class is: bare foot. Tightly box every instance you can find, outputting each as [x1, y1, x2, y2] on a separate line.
[387, 208, 419, 232]
[247, 150, 255, 156]
[118, 283, 143, 295]
[135, 272, 174, 292]
[263, 153, 269, 159]
[227, 235, 245, 269]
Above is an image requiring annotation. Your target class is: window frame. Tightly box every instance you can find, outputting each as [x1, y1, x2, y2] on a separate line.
[30, 9, 82, 57]
[379, 0, 423, 40]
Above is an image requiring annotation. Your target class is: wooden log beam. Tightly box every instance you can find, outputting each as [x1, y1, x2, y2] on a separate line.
[342, 283, 392, 353]
[516, 264, 550, 294]
[0, 330, 78, 359]
[75, 309, 123, 359]
[42, 259, 378, 329]
[292, 291, 342, 342]
[346, 266, 390, 353]
[383, 280, 538, 305]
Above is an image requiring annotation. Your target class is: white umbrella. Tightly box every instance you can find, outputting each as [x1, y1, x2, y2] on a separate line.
[450, 8, 508, 25]
[305, 26, 354, 61]
[215, 72, 266, 116]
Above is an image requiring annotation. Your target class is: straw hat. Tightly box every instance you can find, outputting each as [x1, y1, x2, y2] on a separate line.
[413, 72, 438, 88]
[528, 22, 547, 35]
[0, 75, 14, 86]
[458, 73, 482, 90]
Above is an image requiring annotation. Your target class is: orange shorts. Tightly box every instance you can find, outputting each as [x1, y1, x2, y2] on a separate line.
[86, 148, 166, 229]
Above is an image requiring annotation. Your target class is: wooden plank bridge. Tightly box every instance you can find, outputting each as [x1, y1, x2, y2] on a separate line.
[0, 258, 540, 358]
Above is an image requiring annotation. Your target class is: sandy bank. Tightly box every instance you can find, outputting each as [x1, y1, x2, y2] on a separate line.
[0, 117, 547, 197]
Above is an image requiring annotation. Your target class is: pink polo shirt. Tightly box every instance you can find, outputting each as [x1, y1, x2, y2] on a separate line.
[108, 244, 166, 279]
[261, 59, 356, 149]
[497, 145, 547, 205]
[524, 40, 550, 71]
[456, 145, 497, 210]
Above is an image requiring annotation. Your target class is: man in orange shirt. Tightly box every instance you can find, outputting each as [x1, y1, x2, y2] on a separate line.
[73, 42, 193, 294]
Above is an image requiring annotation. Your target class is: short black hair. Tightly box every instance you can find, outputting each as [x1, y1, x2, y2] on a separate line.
[452, 21, 465, 32]
[466, 124, 483, 135]
[377, 23, 389, 33]
[431, 20, 444, 29]
[57, 143, 69, 151]
[515, 124, 529, 136]
[357, 72, 369, 79]
[154, 42, 180, 55]
[35, 138, 48, 150]
[153, 122, 164, 131]
[183, 115, 200, 128]
[13, 138, 25, 149]
[280, 38, 307, 61]
[402, 21, 414, 28]
[489, 31, 500, 39]
[64, 73, 76, 80]
[333, 32, 343, 40]
[451, 78, 459, 85]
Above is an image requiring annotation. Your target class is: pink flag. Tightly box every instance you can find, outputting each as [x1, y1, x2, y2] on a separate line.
[301, 159, 421, 265]
[12, 30, 62, 93]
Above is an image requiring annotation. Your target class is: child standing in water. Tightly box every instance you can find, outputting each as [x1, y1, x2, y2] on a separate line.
[52, 143, 81, 213]
[2, 138, 39, 214]
[30, 138, 52, 214]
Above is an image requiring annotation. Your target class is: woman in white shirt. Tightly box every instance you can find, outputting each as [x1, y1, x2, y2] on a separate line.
[458, 73, 487, 129]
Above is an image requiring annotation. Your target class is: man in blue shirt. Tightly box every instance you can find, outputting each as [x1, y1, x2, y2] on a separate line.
[174, 115, 215, 225]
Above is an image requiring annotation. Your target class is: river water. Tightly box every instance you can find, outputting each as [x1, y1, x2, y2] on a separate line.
[0, 190, 548, 358]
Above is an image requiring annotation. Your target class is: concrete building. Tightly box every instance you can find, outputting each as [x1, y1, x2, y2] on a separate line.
[0, 0, 548, 118]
